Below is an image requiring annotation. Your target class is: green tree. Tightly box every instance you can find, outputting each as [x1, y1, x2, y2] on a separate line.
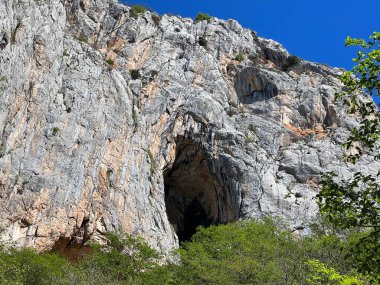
[317, 32, 380, 279]
[306, 260, 367, 285]
[195, 12, 212, 23]
[172, 219, 353, 285]
[80, 232, 171, 284]
[0, 233, 173, 285]
[0, 247, 77, 285]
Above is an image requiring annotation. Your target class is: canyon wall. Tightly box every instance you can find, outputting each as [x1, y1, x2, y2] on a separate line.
[0, 0, 378, 251]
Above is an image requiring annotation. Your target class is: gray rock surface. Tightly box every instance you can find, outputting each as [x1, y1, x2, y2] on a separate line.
[0, 0, 378, 251]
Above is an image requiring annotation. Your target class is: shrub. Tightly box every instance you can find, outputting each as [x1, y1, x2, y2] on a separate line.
[172, 219, 362, 285]
[198, 36, 208, 47]
[130, 5, 147, 19]
[195, 12, 212, 23]
[81, 233, 162, 283]
[245, 135, 254, 143]
[129, 69, 141, 80]
[306, 260, 367, 285]
[77, 34, 88, 44]
[105, 58, 114, 66]
[151, 14, 161, 26]
[0, 220, 372, 285]
[130, 69, 141, 80]
[235, 52, 245, 62]
[147, 150, 157, 175]
[0, 248, 76, 284]
[52, 127, 60, 136]
[0, 234, 170, 285]
[281, 55, 300, 71]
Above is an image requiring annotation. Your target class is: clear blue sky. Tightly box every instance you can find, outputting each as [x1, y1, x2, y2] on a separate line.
[123, 0, 379, 104]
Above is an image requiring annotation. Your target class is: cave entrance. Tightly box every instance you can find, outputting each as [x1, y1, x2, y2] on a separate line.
[164, 137, 235, 243]
[51, 237, 92, 263]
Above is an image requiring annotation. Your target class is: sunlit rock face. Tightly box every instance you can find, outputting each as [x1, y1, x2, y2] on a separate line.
[0, 0, 378, 251]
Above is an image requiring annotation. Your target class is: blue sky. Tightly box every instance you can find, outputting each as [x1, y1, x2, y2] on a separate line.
[123, 0, 379, 104]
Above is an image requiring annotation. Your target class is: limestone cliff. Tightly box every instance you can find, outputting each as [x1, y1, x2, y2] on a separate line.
[0, 0, 378, 251]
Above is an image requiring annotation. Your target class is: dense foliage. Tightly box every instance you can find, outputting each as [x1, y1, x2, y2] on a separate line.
[0, 219, 371, 285]
[318, 32, 380, 281]
[337, 32, 380, 161]
[306, 260, 367, 285]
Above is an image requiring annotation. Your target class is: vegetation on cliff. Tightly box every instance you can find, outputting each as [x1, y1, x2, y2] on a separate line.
[0, 219, 373, 284]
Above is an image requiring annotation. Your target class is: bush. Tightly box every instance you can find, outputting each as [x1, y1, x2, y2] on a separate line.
[245, 135, 254, 143]
[105, 58, 114, 66]
[281, 55, 300, 71]
[306, 260, 368, 285]
[0, 247, 77, 285]
[198, 36, 208, 47]
[195, 12, 212, 23]
[0, 220, 372, 285]
[172, 219, 361, 285]
[151, 14, 161, 26]
[0, 234, 170, 285]
[129, 5, 147, 19]
[80, 233, 162, 283]
[235, 52, 245, 62]
[130, 69, 141, 80]
[52, 127, 60, 136]
[77, 34, 88, 44]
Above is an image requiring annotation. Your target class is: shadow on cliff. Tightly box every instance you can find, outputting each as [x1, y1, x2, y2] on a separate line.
[163, 136, 238, 243]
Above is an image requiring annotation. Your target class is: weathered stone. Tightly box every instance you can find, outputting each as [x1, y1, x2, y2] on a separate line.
[0, 0, 378, 252]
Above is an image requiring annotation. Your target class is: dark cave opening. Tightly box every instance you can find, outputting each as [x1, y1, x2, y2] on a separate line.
[179, 197, 211, 242]
[164, 137, 235, 243]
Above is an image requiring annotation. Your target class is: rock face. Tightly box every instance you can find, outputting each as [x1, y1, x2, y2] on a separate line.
[0, 0, 378, 251]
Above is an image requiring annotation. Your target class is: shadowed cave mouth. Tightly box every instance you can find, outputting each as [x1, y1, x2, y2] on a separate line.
[234, 67, 278, 104]
[164, 137, 237, 243]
